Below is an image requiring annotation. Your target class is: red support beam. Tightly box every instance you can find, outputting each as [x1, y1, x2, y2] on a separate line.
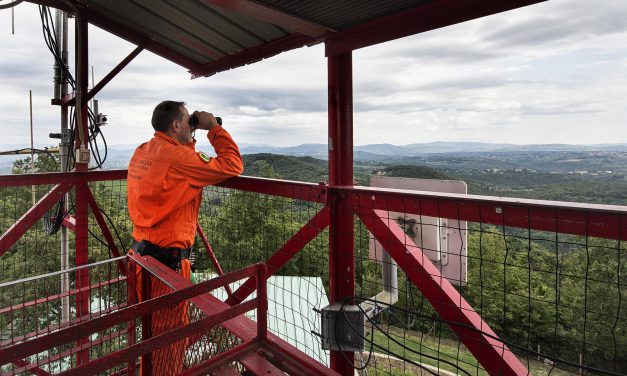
[199, 0, 333, 37]
[325, 0, 546, 55]
[327, 50, 354, 375]
[0, 183, 72, 256]
[356, 207, 528, 376]
[73, 16, 90, 365]
[226, 205, 330, 305]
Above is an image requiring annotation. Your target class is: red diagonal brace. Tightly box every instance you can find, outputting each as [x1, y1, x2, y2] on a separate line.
[135, 254, 337, 376]
[57, 46, 143, 107]
[197, 222, 233, 298]
[356, 207, 528, 376]
[0, 183, 72, 256]
[225, 205, 330, 305]
[83, 183, 127, 275]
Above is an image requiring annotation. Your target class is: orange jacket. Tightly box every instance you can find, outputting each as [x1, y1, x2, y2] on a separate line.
[127, 126, 243, 249]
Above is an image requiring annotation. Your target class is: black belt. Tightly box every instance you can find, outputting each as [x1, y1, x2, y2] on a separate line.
[130, 239, 190, 271]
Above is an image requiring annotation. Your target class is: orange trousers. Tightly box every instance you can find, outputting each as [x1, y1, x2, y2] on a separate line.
[131, 251, 192, 376]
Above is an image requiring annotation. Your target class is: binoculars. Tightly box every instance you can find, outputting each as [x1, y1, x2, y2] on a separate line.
[189, 113, 222, 128]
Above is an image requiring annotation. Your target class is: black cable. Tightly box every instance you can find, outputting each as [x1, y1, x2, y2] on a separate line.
[334, 299, 376, 372]
[98, 206, 128, 251]
[0, 0, 24, 10]
[39, 5, 109, 170]
[337, 298, 445, 375]
[43, 197, 64, 235]
[350, 296, 624, 376]
[39, 6, 75, 90]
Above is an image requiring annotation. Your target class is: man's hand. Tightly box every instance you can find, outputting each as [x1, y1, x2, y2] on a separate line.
[192, 111, 220, 130]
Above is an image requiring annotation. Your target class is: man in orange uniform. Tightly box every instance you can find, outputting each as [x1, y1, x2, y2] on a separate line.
[127, 100, 243, 375]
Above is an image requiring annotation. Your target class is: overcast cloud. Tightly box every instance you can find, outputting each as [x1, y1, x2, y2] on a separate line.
[0, 0, 626, 150]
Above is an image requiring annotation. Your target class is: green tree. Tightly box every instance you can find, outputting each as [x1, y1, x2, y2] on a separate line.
[11, 151, 59, 174]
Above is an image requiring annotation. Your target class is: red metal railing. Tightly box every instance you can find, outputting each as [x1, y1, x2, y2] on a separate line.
[0, 255, 268, 375]
[1, 170, 626, 375]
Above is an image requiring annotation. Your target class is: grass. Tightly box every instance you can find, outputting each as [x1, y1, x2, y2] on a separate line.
[367, 326, 574, 376]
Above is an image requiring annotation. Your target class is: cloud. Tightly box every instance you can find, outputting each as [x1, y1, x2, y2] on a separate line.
[1, 0, 626, 149]
[480, 2, 627, 49]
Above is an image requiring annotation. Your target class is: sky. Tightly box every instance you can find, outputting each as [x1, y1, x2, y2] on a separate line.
[1, 1, 626, 149]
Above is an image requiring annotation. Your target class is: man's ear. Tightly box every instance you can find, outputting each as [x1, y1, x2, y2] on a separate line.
[171, 119, 180, 133]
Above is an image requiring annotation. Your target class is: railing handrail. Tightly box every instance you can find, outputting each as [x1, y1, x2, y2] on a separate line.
[336, 184, 627, 214]
[0, 255, 127, 288]
[2, 170, 624, 213]
[1, 171, 625, 241]
[0, 169, 127, 186]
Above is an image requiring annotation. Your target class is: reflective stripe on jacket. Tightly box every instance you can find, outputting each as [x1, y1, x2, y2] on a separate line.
[127, 126, 243, 249]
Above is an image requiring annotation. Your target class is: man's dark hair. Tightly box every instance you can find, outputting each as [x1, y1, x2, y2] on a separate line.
[151, 100, 186, 132]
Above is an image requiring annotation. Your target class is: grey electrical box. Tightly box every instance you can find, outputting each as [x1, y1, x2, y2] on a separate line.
[320, 303, 365, 352]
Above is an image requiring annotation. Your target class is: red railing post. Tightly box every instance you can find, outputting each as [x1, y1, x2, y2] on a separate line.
[140, 267, 152, 375]
[327, 49, 355, 375]
[256, 263, 268, 341]
[127, 257, 137, 375]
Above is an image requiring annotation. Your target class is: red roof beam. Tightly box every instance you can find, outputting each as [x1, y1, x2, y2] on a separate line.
[192, 34, 317, 77]
[200, 0, 334, 37]
[326, 0, 546, 55]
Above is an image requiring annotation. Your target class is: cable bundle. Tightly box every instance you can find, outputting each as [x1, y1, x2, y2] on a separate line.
[39, 5, 108, 171]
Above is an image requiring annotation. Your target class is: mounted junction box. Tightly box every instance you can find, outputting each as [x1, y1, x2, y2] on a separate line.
[76, 148, 90, 164]
[320, 303, 365, 352]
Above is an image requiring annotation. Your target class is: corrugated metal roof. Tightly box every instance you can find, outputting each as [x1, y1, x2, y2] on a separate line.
[29, 0, 545, 76]
[255, 0, 431, 30]
[83, 0, 289, 65]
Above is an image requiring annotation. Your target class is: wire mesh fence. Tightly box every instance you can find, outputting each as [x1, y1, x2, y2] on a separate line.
[0, 172, 625, 375]
[0, 256, 129, 375]
[350, 187, 627, 376]
[198, 183, 330, 365]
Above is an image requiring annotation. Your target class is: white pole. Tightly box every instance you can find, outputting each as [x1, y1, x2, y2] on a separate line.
[29, 90, 35, 205]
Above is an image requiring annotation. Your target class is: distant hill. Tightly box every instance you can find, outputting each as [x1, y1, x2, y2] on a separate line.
[240, 142, 627, 159]
[377, 165, 452, 180]
[243, 153, 328, 182]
